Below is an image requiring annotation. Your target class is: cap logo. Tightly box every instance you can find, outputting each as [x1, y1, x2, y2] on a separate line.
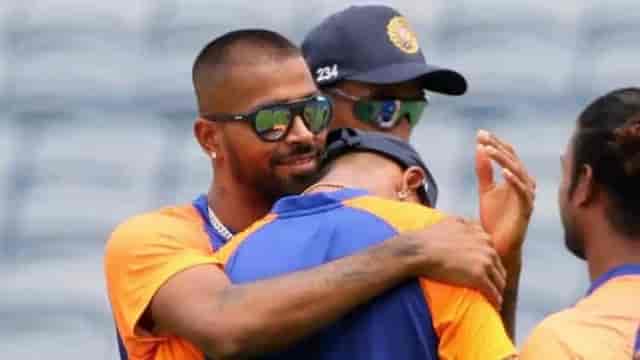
[386, 16, 419, 54]
[316, 64, 339, 83]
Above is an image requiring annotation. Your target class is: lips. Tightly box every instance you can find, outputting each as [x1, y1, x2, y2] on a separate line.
[278, 152, 318, 166]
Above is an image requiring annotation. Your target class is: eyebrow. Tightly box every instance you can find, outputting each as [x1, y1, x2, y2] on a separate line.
[251, 91, 321, 110]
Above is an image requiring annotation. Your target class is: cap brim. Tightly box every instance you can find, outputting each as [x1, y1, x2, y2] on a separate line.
[347, 62, 467, 96]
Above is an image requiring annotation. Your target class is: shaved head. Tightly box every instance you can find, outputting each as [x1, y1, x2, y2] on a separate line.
[192, 29, 302, 114]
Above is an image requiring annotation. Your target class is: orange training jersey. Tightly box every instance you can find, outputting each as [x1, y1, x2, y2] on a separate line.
[104, 195, 226, 360]
[521, 264, 640, 359]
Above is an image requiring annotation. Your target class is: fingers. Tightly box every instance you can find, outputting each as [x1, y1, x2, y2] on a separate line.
[478, 129, 537, 192]
[491, 246, 508, 284]
[472, 229, 506, 308]
[484, 246, 506, 308]
[477, 129, 516, 157]
[484, 145, 528, 184]
[469, 223, 507, 307]
[504, 169, 535, 212]
[475, 145, 495, 194]
[477, 266, 503, 310]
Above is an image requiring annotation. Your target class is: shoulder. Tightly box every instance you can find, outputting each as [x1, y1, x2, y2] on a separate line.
[343, 195, 447, 232]
[105, 204, 209, 261]
[529, 309, 575, 338]
[520, 310, 576, 358]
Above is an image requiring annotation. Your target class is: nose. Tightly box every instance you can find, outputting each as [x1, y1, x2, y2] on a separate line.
[284, 115, 314, 144]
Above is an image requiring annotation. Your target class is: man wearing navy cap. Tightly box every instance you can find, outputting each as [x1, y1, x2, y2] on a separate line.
[302, 5, 466, 140]
[303, 5, 533, 338]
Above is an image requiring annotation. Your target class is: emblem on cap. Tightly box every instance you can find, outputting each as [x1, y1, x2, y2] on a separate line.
[386, 16, 419, 54]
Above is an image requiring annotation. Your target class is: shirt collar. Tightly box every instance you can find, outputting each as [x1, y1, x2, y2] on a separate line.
[272, 188, 368, 215]
[192, 194, 234, 250]
[586, 263, 640, 296]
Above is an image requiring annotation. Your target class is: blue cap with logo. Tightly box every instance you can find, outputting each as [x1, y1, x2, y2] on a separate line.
[302, 5, 467, 95]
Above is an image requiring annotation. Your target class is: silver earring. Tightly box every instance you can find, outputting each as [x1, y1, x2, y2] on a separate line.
[210, 152, 217, 159]
[397, 190, 408, 201]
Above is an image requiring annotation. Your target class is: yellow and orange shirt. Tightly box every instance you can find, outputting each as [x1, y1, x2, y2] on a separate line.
[104, 195, 225, 360]
[521, 264, 640, 359]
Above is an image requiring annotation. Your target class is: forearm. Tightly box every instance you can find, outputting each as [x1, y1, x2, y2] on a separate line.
[499, 251, 522, 341]
[204, 234, 423, 359]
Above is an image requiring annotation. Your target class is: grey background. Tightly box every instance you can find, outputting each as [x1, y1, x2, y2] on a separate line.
[1, 0, 639, 358]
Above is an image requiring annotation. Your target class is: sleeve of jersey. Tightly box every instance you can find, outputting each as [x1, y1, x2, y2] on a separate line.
[519, 316, 575, 359]
[104, 212, 219, 339]
[421, 280, 517, 360]
[344, 197, 515, 358]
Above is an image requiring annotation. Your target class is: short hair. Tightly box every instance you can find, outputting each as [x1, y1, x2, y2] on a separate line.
[192, 29, 301, 114]
[572, 87, 640, 237]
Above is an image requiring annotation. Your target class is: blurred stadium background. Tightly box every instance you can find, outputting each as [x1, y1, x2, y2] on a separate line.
[1, 0, 639, 358]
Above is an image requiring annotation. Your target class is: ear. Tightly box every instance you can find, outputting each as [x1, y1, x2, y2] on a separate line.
[573, 164, 596, 207]
[194, 117, 221, 160]
[400, 166, 426, 197]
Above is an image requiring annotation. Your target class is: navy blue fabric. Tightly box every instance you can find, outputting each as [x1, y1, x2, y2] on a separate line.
[225, 188, 439, 359]
[586, 263, 640, 296]
[115, 328, 128, 360]
[301, 5, 467, 95]
[634, 325, 640, 353]
[192, 194, 234, 250]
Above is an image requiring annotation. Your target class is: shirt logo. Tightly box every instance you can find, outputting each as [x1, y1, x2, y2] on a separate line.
[387, 16, 419, 54]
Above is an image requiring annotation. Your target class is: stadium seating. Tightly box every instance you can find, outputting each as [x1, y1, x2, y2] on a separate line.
[6, 0, 150, 109]
[11, 112, 168, 259]
[0, 118, 16, 256]
[433, 0, 578, 108]
[1, 254, 118, 359]
[571, 0, 640, 100]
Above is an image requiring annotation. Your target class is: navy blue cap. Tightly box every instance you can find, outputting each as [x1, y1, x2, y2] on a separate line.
[324, 127, 438, 207]
[302, 5, 467, 96]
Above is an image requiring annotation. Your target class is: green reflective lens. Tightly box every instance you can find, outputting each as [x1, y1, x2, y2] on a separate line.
[354, 101, 381, 124]
[401, 101, 427, 126]
[255, 109, 290, 140]
[304, 102, 331, 132]
[353, 100, 427, 128]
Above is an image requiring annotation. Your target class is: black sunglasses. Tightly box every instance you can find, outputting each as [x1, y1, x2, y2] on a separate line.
[328, 88, 428, 130]
[201, 95, 333, 142]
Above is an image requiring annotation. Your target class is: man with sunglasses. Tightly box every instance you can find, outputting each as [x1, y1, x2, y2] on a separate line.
[302, 5, 531, 337]
[105, 29, 528, 360]
[213, 128, 523, 359]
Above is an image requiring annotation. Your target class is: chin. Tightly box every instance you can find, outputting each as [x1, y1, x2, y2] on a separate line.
[268, 171, 318, 198]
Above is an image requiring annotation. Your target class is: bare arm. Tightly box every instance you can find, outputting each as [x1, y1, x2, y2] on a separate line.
[150, 217, 504, 359]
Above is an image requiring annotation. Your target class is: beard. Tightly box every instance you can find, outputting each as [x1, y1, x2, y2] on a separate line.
[561, 207, 586, 260]
[226, 140, 324, 204]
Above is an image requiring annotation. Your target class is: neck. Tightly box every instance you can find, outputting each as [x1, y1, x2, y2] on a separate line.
[584, 220, 640, 282]
[308, 153, 387, 193]
[207, 177, 273, 233]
